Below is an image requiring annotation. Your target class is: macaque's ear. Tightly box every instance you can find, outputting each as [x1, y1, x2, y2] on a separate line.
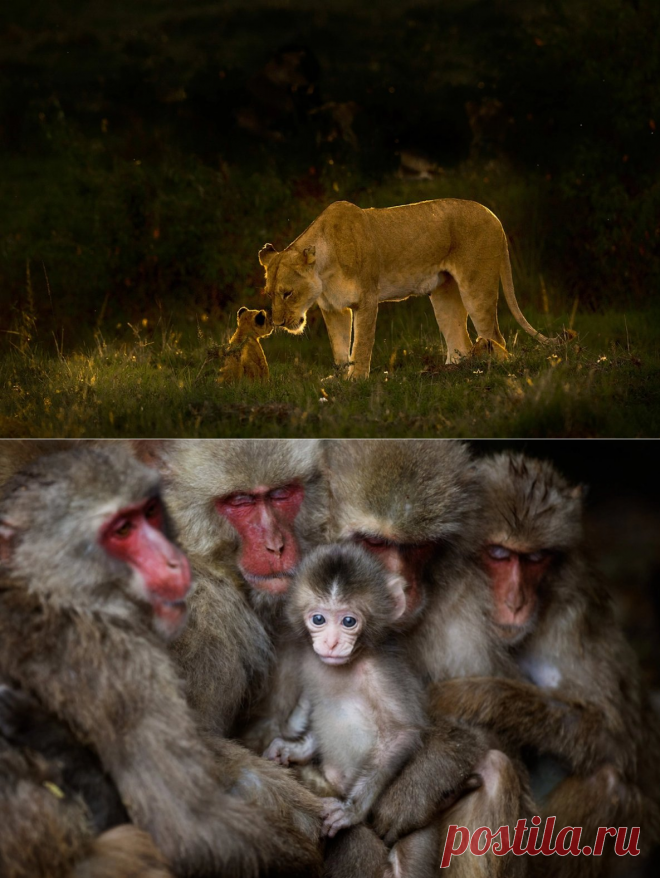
[386, 573, 409, 621]
[237, 306, 247, 321]
[0, 521, 17, 564]
[302, 246, 316, 266]
[258, 243, 278, 267]
[570, 484, 586, 501]
[131, 441, 174, 477]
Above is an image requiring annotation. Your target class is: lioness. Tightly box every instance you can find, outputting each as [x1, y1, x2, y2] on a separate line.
[259, 199, 561, 379]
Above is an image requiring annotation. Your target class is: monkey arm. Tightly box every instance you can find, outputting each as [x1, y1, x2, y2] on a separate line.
[430, 677, 624, 774]
[263, 695, 316, 766]
[169, 570, 274, 738]
[323, 727, 424, 838]
[264, 733, 318, 766]
[239, 640, 305, 753]
[0, 683, 128, 833]
[0, 591, 320, 878]
[370, 717, 486, 844]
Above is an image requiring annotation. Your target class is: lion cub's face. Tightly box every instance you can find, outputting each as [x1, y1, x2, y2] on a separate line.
[235, 307, 273, 340]
[258, 244, 322, 334]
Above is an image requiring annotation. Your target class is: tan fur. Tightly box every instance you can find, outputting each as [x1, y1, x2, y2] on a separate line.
[471, 336, 509, 360]
[260, 199, 562, 378]
[219, 307, 272, 382]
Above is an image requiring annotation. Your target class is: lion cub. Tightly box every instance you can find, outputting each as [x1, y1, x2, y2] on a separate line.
[219, 307, 273, 382]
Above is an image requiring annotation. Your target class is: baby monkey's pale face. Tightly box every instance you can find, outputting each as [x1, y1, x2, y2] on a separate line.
[305, 600, 363, 665]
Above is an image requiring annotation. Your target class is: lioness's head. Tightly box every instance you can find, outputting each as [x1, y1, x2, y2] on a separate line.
[258, 243, 322, 334]
[235, 306, 273, 340]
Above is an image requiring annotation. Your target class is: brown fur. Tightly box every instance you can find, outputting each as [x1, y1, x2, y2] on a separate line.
[0, 445, 322, 878]
[431, 451, 660, 876]
[219, 307, 272, 382]
[0, 739, 172, 878]
[136, 439, 328, 738]
[323, 439, 531, 876]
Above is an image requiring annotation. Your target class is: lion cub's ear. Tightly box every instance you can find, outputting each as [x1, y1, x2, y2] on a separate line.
[258, 243, 278, 267]
[237, 306, 247, 323]
[302, 246, 316, 265]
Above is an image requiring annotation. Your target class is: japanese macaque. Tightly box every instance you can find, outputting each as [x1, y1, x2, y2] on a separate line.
[0, 683, 128, 834]
[323, 439, 531, 877]
[133, 439, 328, 740]
[0, 445, 321, 878]
[263, 543, 432, 862]
[431, 451, 660, 876]
[0, 735, 172, 878]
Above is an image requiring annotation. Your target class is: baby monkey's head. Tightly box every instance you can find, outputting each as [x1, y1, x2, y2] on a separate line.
[288, 543, 407, 665]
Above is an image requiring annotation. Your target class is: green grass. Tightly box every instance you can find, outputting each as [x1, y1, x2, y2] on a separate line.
[2, 299, 658, 437]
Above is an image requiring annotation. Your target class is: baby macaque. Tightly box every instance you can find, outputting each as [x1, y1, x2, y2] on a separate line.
[219, 306, 273, 382]
[264, 543, 427, 840]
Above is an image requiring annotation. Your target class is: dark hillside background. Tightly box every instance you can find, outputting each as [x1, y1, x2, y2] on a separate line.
[1, 0, 658, 344]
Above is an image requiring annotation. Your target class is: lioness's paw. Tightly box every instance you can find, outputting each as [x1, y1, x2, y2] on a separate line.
[472, 337, 509, 360]
[345, 365, 369, 380]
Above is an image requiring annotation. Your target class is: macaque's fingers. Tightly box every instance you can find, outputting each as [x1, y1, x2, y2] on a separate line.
[323, 812, 354, 838]
[320, 797, 345, 818]
[263, 737, 289, 765]
[321, 798, 355, 837]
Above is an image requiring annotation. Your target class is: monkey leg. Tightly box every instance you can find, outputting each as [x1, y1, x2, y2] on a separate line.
[530, 766, 658, 878]
[72, 825, 174, 878]
[208, 735, 323, 846]
[324, 824, 389, 878]
[388, 824, 441, 878]
[371, 719, 486, 844]
[429, 278, 472, 364]
[437, 749, 532, 878]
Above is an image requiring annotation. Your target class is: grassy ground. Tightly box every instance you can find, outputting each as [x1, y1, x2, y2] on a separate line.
[2, 297, 658, 438]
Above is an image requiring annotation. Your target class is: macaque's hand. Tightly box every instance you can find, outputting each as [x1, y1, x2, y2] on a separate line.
[320, 797, 359, 837]
[263, 737, 295, 766]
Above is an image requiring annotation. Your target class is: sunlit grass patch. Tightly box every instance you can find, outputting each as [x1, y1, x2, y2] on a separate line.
[1, 296, 658, 438]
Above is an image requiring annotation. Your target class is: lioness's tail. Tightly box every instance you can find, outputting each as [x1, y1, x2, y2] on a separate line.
[500, 236, 562, 346]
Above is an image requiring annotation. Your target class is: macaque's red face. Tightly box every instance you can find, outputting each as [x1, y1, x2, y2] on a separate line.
[355, 535, 435, 618]
[216, 483, 304, 594]
[481, 544, 552, 640]
[101, 496, 191, 636]
[305, 603, 363, 665]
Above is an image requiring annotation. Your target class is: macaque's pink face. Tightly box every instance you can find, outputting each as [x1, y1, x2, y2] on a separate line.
[481, 544, 552, 640]
[216, 483, 304, 594]
[101, 497, 192, 637]
[305, 604, 363, 665]
[356, 536, 435, 617]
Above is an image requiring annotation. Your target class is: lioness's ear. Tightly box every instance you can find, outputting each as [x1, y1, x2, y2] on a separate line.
[258, 243, 278, 267]
[237, 306, 247, 323]
[302, 246, 316, 265]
